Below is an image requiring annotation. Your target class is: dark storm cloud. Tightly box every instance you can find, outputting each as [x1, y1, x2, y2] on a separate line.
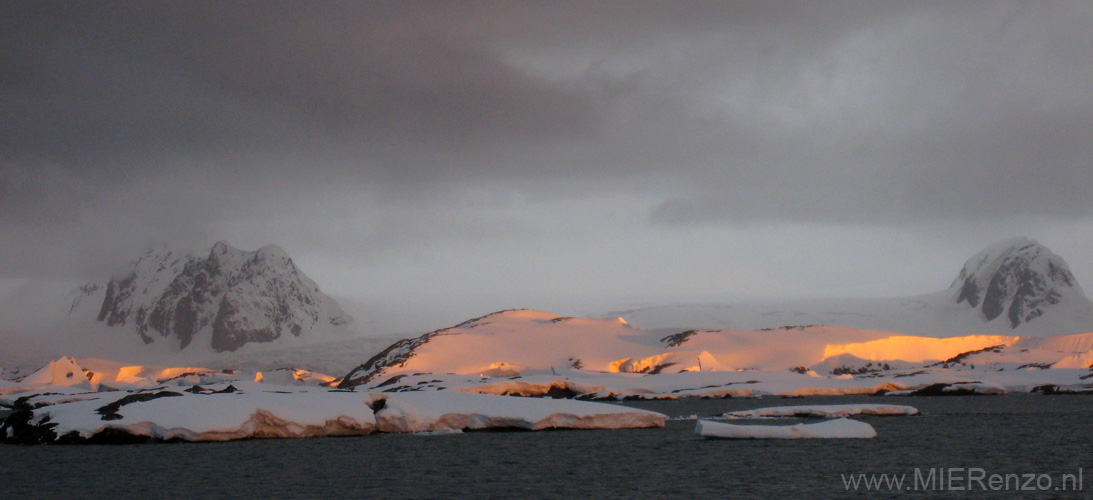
[1, 1, 1091, 283]
[0, 1, 612, 205]
[0, 1, 608, 277]
[643, 1, 1093, 225]
[0, 1, 924, 178]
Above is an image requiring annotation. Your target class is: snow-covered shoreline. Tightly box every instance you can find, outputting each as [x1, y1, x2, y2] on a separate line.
[2, 349, 1089, 445]
[0, 380, 665, 444]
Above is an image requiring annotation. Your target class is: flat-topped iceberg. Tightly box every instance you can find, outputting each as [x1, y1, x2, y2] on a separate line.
[725, 403, 918, 419]
[696, 418, 876, 439]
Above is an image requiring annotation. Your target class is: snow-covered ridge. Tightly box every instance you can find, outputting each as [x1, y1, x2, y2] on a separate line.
[326, 308, 1093, 400]
[337, 309, 1093, 392]
[338, 309, 513, 388]
[72, 241, 352, 352]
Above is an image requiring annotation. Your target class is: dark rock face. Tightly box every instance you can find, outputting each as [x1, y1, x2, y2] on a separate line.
[661, 330, 699, 348]
[951, 238, 1085, 328]
[908, 383, 999, 396]
[929, 345, 1006, 369]
[0, 409, 59, 445]
[337, 328, 463, 389]
[87, 242, 350, 352]
[98, 274, 137, 326]
[68, 283, 101, 314]
[96, 391, 183, 421]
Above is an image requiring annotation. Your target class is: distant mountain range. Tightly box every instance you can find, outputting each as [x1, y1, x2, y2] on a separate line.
[70, 241, 351, 352]
[331, 241, 1093, 392]
[605, 237, 1093, 337]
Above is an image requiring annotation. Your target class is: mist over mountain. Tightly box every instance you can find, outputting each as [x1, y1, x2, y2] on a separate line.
[606, 238, 1093, 336]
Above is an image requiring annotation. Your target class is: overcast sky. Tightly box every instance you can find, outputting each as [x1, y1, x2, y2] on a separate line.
[2, 1, 1092, 333]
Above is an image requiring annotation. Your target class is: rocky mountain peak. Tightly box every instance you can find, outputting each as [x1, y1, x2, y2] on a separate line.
[80, 241, 351, 352]
[950, 237, 1087, 328]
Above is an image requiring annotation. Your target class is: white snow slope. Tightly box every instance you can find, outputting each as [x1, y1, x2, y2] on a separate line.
[332, 308, 1093, 399]
[341, 309, 1092, 383]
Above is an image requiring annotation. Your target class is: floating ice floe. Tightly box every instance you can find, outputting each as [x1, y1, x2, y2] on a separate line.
[695, 418, 877, 439]
[724, 403, 918, 419]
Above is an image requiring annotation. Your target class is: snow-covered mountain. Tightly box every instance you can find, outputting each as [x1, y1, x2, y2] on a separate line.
[70, 241, 352, 352]
[603, 238, 1093, 337]
[336, 308, 1093, 397]
[950, 237, 1087, 328]
[334, 309, 999, 387]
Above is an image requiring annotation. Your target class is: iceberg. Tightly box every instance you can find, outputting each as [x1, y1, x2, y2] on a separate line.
[695, 418, 877, 439]
[725, 403, 918, 419]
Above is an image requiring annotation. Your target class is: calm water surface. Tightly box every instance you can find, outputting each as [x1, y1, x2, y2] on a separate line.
[2, 394, 1091, 499]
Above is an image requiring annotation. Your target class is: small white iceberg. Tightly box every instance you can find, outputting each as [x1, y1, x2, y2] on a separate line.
[724, 403, 918, 419]
[695, 418, 877, 439]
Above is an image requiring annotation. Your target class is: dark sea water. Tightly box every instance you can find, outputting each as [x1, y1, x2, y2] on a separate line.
[2, 394, 1091, 499]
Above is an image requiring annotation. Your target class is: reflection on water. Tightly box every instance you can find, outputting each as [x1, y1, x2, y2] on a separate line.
[1, 394, 1090, 499]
